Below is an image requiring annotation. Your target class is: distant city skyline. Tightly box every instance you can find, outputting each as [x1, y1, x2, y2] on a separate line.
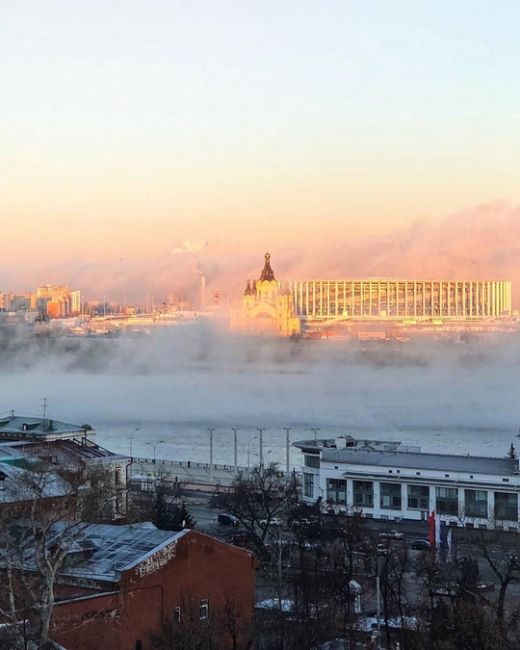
[1, 2, 519, 300]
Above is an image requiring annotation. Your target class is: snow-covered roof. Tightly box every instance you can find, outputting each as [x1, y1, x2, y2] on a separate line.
[54, 522, 189, 583]
[0, 416, 88, 441]
[0, 463, 70, 503]
[321, 448, 519, 476]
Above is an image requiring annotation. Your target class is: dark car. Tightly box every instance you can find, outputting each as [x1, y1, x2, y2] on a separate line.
[411, 539, 431, 551]
[218, 513, 239, 526]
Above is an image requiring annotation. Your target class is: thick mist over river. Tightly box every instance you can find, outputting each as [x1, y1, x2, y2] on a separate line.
[1, 322, 519, 467]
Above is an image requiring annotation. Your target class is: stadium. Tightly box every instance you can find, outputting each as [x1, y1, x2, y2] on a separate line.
[285, 279, 512, 322]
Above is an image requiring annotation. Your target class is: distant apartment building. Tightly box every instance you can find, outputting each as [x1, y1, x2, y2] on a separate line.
[36, 285, 81, 317]
[2, 292, 34, 311]
[295, 436, 520, 531]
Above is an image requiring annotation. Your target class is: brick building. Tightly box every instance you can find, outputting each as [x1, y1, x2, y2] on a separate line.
[48, 523, 256, 649]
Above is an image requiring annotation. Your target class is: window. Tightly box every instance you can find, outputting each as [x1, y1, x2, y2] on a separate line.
[173, 607, 181, 622]
[464, 490, 488, 518]
[494, 492, 518, 522]
[353, 481, 373, 508]
[380, 482, 402, 510]
[436, 487, 458, 516]
[199, 599, 209, 620]
[407, 485, 429, 510]
[303, 473, 314, 499]
[326, 479, 347, 505]
[304, 455, 320, 468]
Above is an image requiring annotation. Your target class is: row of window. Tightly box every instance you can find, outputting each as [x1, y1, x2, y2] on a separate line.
[314, 476, 518, 521]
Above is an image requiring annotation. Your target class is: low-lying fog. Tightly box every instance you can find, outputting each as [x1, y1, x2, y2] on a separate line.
[1, 322, 519, 467]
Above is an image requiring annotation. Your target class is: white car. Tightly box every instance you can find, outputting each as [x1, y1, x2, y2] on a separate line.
[260, 517, 282, 527]
[379, 529, 404, 540]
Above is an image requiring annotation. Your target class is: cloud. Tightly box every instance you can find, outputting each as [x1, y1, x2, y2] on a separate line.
[1, 201, 519, 307]
[171, 240, 209, 255]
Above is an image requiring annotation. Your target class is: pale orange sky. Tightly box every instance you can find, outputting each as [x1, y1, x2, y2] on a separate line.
[1, 1, 519, 278]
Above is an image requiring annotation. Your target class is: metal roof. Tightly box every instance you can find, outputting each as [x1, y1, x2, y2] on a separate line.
[0, 463, 70, 503]
[0, 416, 88, 441]
[53, 522, 188, 583]
[321, 448, 519, 476]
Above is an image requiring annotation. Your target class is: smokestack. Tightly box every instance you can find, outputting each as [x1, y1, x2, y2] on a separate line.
[200, 274, 206, 309]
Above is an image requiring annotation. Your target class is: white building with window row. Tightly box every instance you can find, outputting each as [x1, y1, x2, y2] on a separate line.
[294, 437, 520, 531]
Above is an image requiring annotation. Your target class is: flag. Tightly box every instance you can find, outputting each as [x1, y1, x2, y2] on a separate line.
[428, 511, 436, 547]
[435, 513, 441, 547]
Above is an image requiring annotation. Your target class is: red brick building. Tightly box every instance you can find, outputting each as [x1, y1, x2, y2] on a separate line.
[49, 523, 256, 649]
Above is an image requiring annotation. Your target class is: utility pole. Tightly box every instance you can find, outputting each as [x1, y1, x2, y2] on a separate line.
[283, 427, 292, 478]
[257, 427, 265, 468]
[208, 428, 215, 481]
[42, 397, 47, 420]
[232, 428, 239, 474]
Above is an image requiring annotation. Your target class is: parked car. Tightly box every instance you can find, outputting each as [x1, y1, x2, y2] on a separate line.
[379, 529, 404, 540]
[218, 513, 239, 526]
[260, 517, 282, 527]
[410, 539, 431, 551]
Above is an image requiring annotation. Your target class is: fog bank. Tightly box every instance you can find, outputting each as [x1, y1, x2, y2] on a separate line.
[1, 323, 519, 467]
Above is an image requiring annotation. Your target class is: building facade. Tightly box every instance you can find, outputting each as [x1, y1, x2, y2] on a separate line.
[287, 279, 512, 321]
[230, 253, 301, 337]
[49, 524, 256, 650]
[296, 437, 520, 531]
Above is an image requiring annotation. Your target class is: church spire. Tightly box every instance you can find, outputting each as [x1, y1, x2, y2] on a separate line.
[259, 252, 275, 282]
[244, 279, 252, 295]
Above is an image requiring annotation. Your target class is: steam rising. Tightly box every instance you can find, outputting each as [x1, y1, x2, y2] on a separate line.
[1, 323, 519, 467]
[1, 201, 519, 305]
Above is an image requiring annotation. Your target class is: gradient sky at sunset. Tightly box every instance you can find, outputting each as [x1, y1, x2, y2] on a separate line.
[1, 1, 519, 293]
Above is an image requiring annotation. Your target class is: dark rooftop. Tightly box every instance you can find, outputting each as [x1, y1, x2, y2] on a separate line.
[321, 448, 519, 476]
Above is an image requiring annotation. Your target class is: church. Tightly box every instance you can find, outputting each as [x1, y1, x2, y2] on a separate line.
[230, 253, 301, 337]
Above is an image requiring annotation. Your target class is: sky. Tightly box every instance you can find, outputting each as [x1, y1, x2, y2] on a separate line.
[1, 1, 519, 297]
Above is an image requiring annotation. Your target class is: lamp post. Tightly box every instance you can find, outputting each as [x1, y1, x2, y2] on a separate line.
[208, 428, 215, 482]
[311, 427, 320, 442]
[232, 428, 239, 474]
[257, 428, 265, 468]
[129, 427, 140, 458]
[145, 440, 165, 479]
[283, 427, 292, 478]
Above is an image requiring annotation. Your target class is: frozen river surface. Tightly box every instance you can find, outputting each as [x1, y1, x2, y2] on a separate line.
[1, 323, 519, 469]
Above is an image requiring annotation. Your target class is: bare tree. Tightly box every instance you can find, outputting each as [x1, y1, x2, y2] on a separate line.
[216, 463, 299, 561]
[0, 463, 120, 648]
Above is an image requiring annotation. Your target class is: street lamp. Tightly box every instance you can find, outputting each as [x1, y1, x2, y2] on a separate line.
[145, 440, 165, 478]
[257, 428, 265, 468]
[208, 428, 215, 482]
[231, 428, 240, 474]
[129, 427, 140, 458]
[283, 427, 292, 478]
